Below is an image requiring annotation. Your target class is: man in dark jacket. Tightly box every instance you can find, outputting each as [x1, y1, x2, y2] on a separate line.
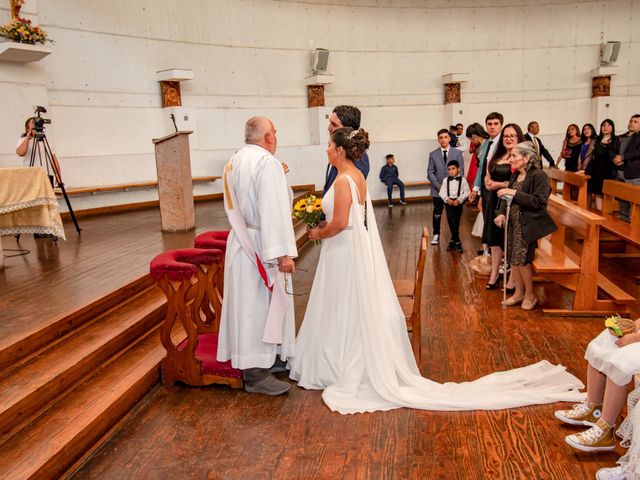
[322, 105, 370, 196]
[379, 154, 406, 207]
[614, 114, 640, 222]
[524, 121, 556, 168]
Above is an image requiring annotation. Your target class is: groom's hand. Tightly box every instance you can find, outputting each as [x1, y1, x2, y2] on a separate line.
[278, 255, 295, 274]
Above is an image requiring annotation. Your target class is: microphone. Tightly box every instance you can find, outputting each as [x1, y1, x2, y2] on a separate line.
[170, 113, 178, 133]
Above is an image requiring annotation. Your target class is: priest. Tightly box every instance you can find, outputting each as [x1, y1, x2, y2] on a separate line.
[217, 117, 297, 396]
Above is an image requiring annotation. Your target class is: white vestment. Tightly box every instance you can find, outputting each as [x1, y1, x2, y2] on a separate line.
[217, 144, 298, 370]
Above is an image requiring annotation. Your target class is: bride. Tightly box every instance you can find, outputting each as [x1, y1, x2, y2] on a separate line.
[288, 127, 585, 415]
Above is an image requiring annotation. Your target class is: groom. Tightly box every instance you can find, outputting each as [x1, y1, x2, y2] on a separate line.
[323, 105, 370, 195]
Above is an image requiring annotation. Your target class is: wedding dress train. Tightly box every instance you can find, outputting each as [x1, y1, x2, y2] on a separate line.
[289, 175, 585, 414]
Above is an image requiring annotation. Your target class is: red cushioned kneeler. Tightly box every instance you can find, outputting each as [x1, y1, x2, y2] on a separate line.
[150, 248, 241, 388]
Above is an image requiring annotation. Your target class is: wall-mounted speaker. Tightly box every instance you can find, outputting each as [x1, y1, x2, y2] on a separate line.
[312, 48, 330, 74]
[601, 41, 621, 65]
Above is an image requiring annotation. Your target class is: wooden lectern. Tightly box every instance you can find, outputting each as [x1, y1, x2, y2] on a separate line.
[152, 131, 195, 232]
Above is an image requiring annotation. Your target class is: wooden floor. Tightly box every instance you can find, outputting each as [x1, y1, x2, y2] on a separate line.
[3, 202, 639, 480]
[45, 204, 640, 480]
[0, 204, 230, 353]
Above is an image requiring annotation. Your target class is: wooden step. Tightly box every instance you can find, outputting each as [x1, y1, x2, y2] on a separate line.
[0, 286, 166, 444]
[0, 274, 154, 374]
[294, 219, 310, 250]
[0, 326, 175, 480]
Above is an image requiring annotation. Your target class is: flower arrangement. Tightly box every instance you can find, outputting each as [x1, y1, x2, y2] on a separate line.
[293, 194, 323, 245]
[0, 17, 52, 45]
[605, 314, 636, 337]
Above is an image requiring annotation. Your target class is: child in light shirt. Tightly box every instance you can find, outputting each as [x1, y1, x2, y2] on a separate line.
[439, 160, 470, 252]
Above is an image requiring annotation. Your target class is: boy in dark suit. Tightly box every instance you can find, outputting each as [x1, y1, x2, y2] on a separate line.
[439, 160, 470, 252]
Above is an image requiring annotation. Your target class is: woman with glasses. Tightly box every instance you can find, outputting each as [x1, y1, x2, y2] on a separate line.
[483, 124, 524, 290]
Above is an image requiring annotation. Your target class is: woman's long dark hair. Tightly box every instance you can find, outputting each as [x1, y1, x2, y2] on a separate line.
[489, 123, 524, 171]
[565, 123, 580, 143]
[597, 119, 616, 142]
[465, 122, 489, 140]
[581, 123, 597, 144]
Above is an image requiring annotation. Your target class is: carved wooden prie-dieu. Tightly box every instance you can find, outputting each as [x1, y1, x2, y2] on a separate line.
[151, 247, 242, 388]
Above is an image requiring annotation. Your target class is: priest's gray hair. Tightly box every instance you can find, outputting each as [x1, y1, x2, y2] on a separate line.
[245, 116, 272, 144]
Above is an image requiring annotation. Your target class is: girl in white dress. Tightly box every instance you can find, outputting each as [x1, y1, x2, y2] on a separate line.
[289, 127, 585, 415]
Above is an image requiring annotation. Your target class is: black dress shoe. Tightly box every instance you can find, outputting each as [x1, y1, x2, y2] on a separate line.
[447, 242, 457, 251]
[486, 281, 499, 290]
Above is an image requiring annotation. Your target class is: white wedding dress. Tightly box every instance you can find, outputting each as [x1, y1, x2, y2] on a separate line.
[288, 175, 585, 414]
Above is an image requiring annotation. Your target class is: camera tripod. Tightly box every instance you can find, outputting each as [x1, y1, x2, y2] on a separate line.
[29, 132, 81, 234]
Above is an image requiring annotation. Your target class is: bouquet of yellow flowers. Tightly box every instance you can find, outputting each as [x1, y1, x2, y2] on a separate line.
[0, 17, 52, 45]
[293, 194, 323, 245]
[605, 314, 636, 337]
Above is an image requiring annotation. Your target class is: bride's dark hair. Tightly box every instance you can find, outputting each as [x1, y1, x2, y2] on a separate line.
[332, 127, 370, 162]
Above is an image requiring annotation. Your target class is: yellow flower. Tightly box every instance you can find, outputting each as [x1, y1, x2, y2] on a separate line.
[313, 199, 322, 211]
[294, 199, 307, 211]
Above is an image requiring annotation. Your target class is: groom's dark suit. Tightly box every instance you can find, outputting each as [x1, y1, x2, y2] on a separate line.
[427, 147, 464, 237]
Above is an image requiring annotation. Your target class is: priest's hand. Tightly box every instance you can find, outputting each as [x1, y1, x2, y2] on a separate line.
[278, 255, 295, 273]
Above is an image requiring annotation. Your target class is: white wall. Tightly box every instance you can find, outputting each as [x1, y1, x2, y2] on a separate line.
[0, 0, 638, 210]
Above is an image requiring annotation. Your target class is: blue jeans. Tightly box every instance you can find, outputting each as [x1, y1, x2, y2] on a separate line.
[384, 179, 405, 203]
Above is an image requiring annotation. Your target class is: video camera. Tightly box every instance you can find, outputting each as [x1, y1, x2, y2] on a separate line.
[33, 105, 51, 134]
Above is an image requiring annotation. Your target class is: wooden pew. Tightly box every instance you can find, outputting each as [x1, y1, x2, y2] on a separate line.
[395, 180, 431, 189]
[393, 227, 429, 297]
[533, 195, 635, 315]
[396, 228, 428, 363]
[600, 179, 640, 248]
[547, 168, 590, 209]
[54, 176, 221, 196]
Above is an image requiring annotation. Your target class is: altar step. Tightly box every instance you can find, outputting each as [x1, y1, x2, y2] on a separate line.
[0, 277, 170, 480]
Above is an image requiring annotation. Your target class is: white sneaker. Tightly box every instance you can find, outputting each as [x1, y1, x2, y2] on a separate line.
[430, 234, 439, 245]
[596, 466, 626, 480]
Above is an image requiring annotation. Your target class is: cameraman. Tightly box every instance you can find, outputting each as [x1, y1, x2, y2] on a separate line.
[15, 117, 36, 166]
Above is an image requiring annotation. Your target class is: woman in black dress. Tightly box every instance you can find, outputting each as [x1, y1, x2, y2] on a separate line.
[495, 142, 557, 311]
[577, 123, 597, 173]
[585, 119, 617, 210]
[483, 123, 524, 289]
[557, 124, 581, 172]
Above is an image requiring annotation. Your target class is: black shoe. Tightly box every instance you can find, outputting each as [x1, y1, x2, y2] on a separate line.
[486, 280, 500, 290]
[446, 242, 457, 251]
[456, 242, 463, 252]
[477, 249, 484, 255]
[504, 287, 516, 295]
